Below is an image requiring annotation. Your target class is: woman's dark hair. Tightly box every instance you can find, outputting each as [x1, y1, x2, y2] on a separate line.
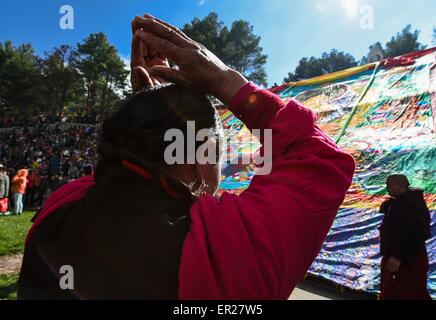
[95, 84, 222, 181]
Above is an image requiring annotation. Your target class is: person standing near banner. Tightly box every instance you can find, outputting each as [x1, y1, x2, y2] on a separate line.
[379, 174, 432, 300]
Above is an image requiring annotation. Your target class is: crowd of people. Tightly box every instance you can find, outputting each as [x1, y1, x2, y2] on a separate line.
[0, 119, 98, 215]
[0, 109, 100, 129]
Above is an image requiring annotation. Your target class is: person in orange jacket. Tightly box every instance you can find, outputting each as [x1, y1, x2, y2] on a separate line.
[12, 169, 29, 215]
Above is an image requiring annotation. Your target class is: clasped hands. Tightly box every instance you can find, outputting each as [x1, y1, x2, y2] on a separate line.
[130, 14, 247, 105]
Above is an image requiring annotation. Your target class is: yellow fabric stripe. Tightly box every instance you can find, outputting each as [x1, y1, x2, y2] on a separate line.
[285, 63, 378, 88]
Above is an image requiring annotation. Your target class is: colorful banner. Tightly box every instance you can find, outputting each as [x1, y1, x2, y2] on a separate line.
[218, 49, 436, 298]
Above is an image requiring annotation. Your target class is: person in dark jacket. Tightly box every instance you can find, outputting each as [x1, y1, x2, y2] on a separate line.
[379, 174, 432, 300]
[0, 164, 11, 216]
[48, 154, 61, 179]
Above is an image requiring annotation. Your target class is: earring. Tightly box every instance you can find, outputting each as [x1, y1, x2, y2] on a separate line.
[180, 179, 208, 199]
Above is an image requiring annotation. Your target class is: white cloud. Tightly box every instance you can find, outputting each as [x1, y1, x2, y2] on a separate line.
[315, 2, 327, 12]
[120, 54, 131, 73]
[198, 0, 205, 6]
[341, 0, 358, 18]
[314, 0, 361, 19]
[119, 54, 132, 94]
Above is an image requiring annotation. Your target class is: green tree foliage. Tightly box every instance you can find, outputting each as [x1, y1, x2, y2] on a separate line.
[283, 49, 357, 83]
[0, 32, 129, 124]
[183, 12, 268, 87]
[40, 45, 85, 117]
[0, 41, 43, 121]
[284, 25, 428, 83]
[74, 33, 128, 114]
[384, 25, 426, 58]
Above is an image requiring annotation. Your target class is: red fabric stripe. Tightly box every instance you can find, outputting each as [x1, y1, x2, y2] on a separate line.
[121, 160, 153, 179]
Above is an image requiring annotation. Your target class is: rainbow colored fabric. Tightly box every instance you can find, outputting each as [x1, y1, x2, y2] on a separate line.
[218, 49, 436, 298]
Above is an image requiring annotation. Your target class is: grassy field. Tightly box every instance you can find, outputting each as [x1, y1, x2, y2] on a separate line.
[0, 211, 34, 300]
[0, 211, 34, 256]
[0, 273, 18, 300]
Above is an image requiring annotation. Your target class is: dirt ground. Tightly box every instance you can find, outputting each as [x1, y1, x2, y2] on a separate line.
[0, 254, 23, 275]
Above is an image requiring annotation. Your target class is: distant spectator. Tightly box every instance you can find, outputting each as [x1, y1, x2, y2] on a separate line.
[32, 170, 42, 208]
[48, 154, 61, 178]
[0, 164, 11, 216]
[26, 170, 35, 207]
[68, 161, 80, 179]
[83, 164, 94, 176]
[36, 175, 49, 209]
[31, 158, 41, 171]
[50, 175, 65, 193]
[61, 160, 70, 177]
[11, 169, 28, 215]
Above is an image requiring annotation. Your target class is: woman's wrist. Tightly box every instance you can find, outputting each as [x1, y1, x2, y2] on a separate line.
[213, 69, 248, 105]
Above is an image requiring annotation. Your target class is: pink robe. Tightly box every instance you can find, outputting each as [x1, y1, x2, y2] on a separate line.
[178, 83, 355, 299]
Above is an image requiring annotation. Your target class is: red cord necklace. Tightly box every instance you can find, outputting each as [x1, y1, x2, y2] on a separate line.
[121, 160, 182, 200]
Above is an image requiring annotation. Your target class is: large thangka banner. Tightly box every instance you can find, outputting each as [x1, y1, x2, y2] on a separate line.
[218, 49, 436, 298]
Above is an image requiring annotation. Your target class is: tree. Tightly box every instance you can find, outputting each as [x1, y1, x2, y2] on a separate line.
[320, 50, 357, 74]
[283, 49, 357, 83]
[385, 25, 426, 58]
[74, 33, 128, 115]
[224, 20, 268, 86]
[0, 33, 129, 124]
[0, 41, 43, 122]
[183, 12, 268, 87]
[182, 12, 226, 55]
[40, 45, 85, 117]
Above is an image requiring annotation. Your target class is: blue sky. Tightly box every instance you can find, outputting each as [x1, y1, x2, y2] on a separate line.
[0, 0, 435, 86]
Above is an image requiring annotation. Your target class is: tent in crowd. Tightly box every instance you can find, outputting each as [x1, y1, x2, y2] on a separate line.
[218, 47, 436, 298]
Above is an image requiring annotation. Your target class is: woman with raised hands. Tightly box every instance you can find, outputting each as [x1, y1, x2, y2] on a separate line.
[18, 14, 354, 300]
